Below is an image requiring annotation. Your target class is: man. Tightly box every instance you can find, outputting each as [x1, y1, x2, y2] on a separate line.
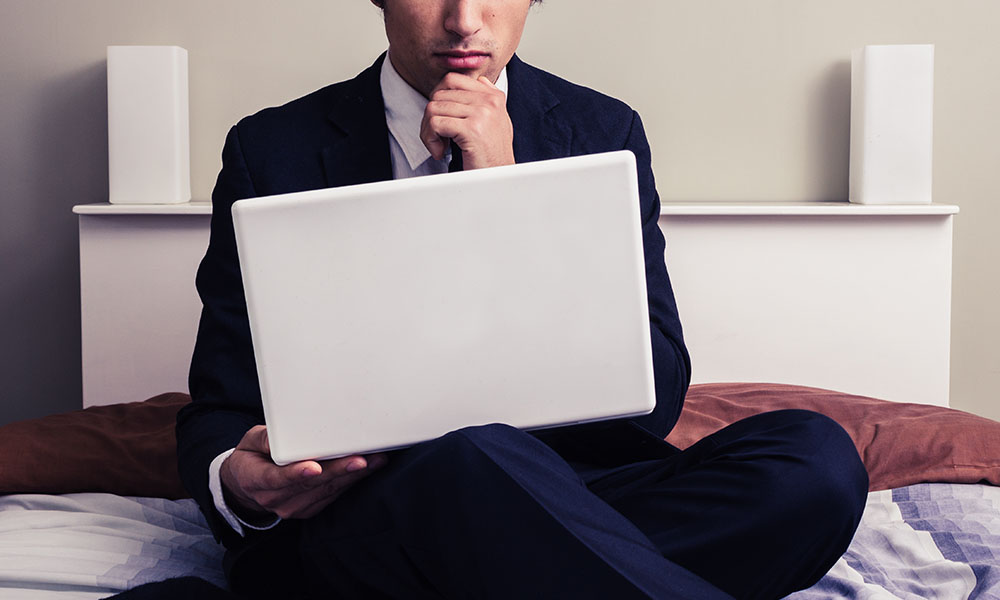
[176, 1, 869, 599]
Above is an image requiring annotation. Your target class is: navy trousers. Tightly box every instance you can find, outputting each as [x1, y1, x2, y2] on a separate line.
[114, 410, 867, 599]
[227, 409, 868, 600]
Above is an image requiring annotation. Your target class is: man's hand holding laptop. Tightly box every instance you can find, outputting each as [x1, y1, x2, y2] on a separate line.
[222, 425, 389, 521]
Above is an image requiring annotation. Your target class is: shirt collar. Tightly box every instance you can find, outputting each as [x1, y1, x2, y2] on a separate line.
[380, 54, 508, 171]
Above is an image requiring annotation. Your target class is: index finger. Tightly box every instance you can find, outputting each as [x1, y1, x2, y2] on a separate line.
[317, 454, 370, 476]
[431, 71, 489, 95]
[316, 452, 388, 476]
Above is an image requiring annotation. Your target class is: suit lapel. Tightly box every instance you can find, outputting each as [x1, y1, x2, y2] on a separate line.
[506, 55, 571, 163]
[321, 54, 394, 187]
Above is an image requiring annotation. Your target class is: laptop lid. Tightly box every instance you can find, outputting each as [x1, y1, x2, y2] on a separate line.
[232, 150, 655, 465]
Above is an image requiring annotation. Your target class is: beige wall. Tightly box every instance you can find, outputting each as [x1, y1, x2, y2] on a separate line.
[1, 1, 997, 424]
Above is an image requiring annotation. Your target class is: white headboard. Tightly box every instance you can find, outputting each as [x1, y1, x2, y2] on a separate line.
[661, 202, 957, 407]
[74, 200, 957, 408]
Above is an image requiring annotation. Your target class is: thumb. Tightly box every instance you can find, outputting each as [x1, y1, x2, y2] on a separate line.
[478, 76, 505, 96]
[291, 460, 324, 484]
[238, 425, 271, 454]
[242, 427, 322, 483]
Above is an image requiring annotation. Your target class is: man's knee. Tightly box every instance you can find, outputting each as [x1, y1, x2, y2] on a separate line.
[755, 410, 869, 531]
[779, 410, 867, 493]
[420, 422, 523, 454]
[400, 423, 528, 482]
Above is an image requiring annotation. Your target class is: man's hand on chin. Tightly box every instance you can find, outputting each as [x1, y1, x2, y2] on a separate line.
[221, 425, 388, 522]
[420, 72, 515, 170]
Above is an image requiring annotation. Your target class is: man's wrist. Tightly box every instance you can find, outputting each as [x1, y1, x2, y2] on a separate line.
[222, 480, 278, 526]
[209, 449, 282, 536]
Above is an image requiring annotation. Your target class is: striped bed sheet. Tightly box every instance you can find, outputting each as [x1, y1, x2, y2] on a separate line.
[789, 483, 1000, 599]
[0, 494, 225, 599]
[0, 483, 997, 599]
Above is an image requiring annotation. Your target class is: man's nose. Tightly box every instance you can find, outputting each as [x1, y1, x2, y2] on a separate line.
[444, 0, 483, 38]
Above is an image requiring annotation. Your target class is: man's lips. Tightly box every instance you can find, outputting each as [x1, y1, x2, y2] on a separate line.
[435, 51, 489, 70]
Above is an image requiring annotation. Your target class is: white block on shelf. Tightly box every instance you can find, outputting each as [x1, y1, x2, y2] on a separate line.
[849, 44, 934, 205]
[107, 46, 190, 204]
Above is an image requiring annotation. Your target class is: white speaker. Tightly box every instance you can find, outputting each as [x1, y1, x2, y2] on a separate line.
[107, 46, 191, 204]
[849, 44, 934, 205]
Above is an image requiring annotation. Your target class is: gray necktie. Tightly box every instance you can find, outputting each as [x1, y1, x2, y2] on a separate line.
[448, 140, 463, 173]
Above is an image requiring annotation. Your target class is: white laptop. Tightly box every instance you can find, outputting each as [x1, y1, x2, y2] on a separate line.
[232, 150, 655, 465]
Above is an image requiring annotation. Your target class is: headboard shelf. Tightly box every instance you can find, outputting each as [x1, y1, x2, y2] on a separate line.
[72, 201, 959, 217]
[660, 201, 959, 217]
[73, 202, 212, 215]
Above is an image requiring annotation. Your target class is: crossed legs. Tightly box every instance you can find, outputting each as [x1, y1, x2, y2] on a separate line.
[286, 410, 867, 600]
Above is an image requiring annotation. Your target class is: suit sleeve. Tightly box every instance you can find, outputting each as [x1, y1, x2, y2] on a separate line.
[176, 125, 267, 548]
[624, 110, 692, 439]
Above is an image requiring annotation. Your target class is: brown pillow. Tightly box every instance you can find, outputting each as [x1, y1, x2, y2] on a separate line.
[0, 393, 190, 499]
[666, 383, 1000, 491]
[3, 385, 996, 498]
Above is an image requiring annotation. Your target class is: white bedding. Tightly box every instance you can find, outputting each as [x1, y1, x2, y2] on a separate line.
[2, 485, 998, 599]
[789, 484, 1000, 599]
[0, 494, 225, 599]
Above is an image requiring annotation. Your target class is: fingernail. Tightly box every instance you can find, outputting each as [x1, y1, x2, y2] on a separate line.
[345, 459, 366, 473]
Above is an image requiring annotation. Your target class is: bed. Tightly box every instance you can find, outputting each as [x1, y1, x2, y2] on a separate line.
[57, 191, 982, 598]
[1, 384, 998, 599]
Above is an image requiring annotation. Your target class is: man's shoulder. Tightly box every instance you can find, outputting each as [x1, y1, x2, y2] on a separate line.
[509, 57, 639, 154]
[514, 59, 633, 116]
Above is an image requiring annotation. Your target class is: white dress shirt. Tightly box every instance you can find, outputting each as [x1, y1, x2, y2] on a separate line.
[382, 51, 508, 178]
[209, 54, 509, 536]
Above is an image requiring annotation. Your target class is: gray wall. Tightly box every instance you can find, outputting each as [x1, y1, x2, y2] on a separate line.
[2, 1, 998, 425]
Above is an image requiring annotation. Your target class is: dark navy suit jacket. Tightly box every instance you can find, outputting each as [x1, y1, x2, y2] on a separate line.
[176, 54, 692, 551]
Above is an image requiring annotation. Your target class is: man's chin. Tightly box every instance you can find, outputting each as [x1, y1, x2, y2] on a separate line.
[450, 66, 500, 85]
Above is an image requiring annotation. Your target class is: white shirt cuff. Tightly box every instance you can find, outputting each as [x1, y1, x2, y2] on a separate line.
[209, 448, 282, 537]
